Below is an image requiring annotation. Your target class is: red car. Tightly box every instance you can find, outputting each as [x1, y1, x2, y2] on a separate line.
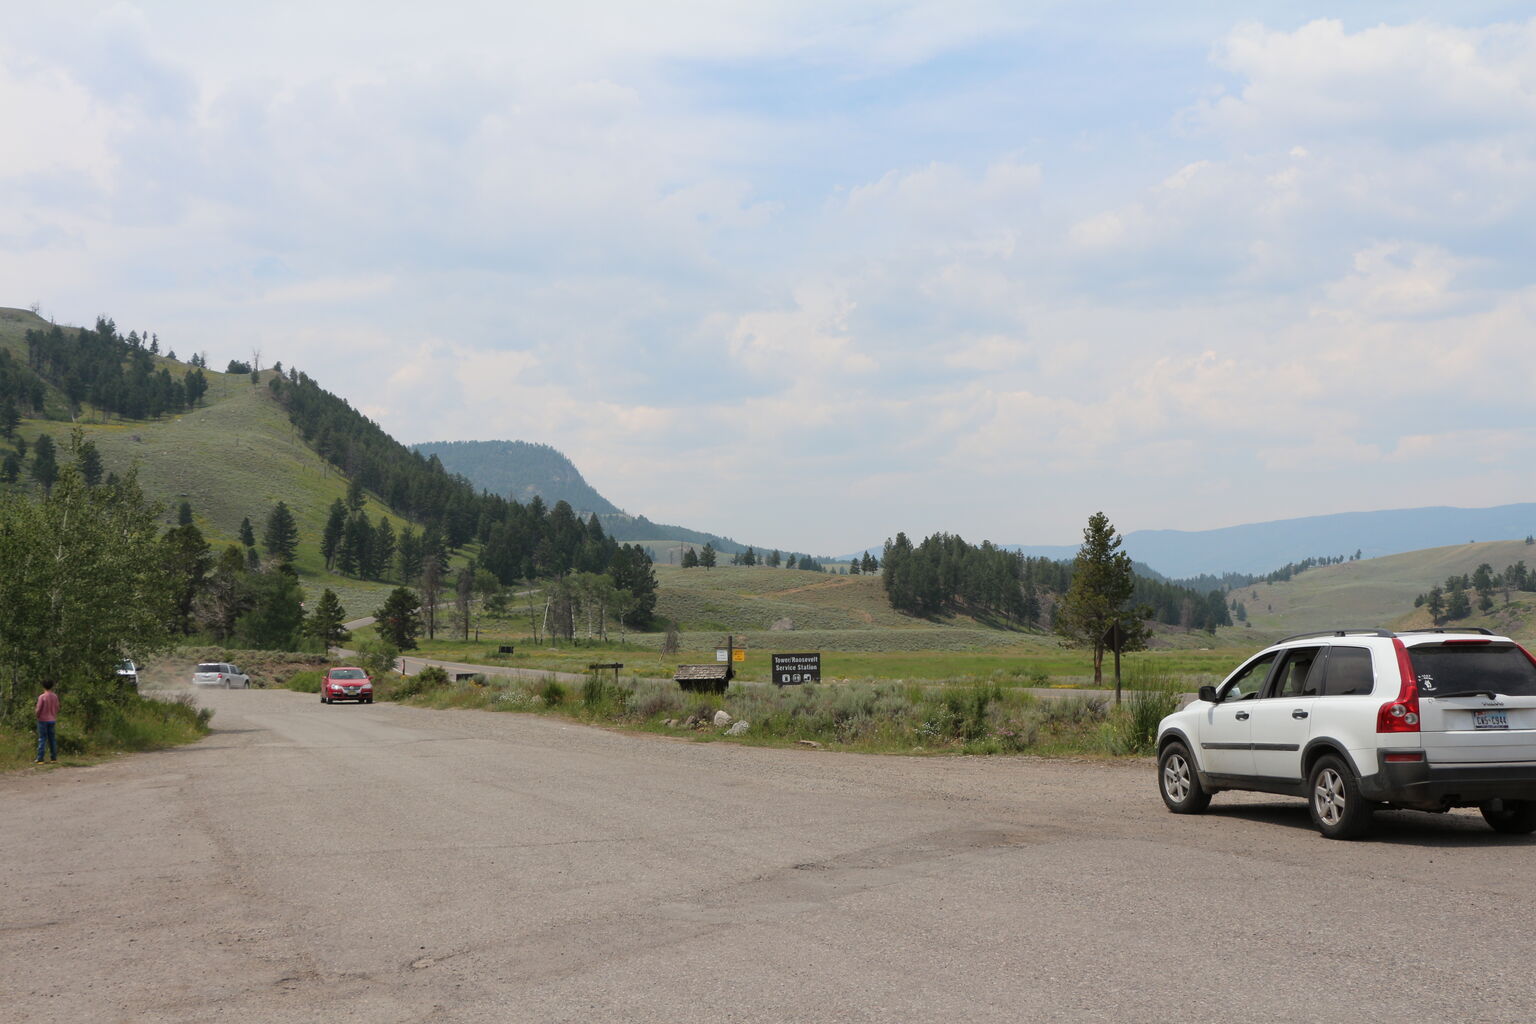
[321, 667, 374, 704]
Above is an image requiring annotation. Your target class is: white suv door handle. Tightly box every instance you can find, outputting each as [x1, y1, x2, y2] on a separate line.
[1292, 709, 1309, 719]
[1235, 711, 1250, 721]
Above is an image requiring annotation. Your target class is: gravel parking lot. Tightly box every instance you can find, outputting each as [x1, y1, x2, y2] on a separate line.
[2, 686, 1531, 1023]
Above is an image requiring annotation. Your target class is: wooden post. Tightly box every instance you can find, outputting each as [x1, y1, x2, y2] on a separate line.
[1104, 622, 1125, 705]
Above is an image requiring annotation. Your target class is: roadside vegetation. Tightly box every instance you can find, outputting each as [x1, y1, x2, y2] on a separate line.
[0, 692, 211, 771]
[359, 658, 1188, 757]
[0, 449, 216, 768]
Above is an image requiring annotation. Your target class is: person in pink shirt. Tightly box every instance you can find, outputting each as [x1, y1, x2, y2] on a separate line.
[35, 681, 59, 764]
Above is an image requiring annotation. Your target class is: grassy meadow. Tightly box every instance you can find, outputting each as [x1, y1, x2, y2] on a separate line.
[406, 563, 1251, 691]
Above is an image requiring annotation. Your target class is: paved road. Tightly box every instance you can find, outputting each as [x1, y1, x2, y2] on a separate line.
[3, 686, 1532, 1023]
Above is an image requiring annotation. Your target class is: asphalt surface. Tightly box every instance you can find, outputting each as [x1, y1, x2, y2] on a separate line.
[3, 685, 1534, 1023]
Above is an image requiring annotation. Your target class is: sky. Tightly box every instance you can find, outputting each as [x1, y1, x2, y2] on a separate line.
[5, 2, 1536, 555]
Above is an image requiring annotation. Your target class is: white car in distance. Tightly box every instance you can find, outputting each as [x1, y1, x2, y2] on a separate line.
[192, 662, 251, 689]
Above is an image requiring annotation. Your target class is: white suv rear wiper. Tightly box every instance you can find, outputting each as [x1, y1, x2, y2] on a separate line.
[1429, 688, 1500, 700]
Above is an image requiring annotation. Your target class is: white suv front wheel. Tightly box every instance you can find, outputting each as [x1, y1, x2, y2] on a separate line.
[1308, 755, 1374, 840]
[1158, 742, 1211, 814]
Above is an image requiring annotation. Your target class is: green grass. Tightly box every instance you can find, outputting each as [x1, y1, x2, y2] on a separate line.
[383, 670, 1176, 757]
[0, 691, 212, 771]
[1233, 539, 1536, 643]
[0, 306, 466, 613]
[284, 669, 325, 693]
[412, 623, 1245, 689]
[653, 565, 992, 632]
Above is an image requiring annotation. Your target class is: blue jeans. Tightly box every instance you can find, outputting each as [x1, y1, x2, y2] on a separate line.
[36, 721, 56, 761]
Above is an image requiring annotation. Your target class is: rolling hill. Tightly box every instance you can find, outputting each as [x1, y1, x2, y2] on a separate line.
[0, 307, 427, 618]
[1229, 538, 1536, 642]
[1010, 505, 1536, 578]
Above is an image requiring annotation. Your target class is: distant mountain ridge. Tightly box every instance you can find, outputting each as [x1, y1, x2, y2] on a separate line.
[1009, 504, 1536, 578]
[412, 440, 621, 516]
[412, 438, 756, 555]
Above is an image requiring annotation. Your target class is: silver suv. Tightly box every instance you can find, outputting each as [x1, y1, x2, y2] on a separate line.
[1156, 628, 1536, 838]
[192, 662, 251, 689]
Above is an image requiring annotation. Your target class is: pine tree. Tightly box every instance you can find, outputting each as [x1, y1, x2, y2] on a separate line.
[240, 516, 256, 549]
[373, 518, 396, 580]
[162, 518, 211, 634]
[700, 543, 717, 569]
[0, 398, 19, 439]
[375, 587, 422, 650]
[608, 543, 658, 627]
[234, 566, 306, 649]
[30, 433, 57, 497]
[77, 439, 104, 486]
[305, 588, 351, 647]
[321, 499, 346, 568]
[1054, 512, 1147, 689]
[183, 368, 207, 406]
[262, 501, 299, 563]
[682, 547, 699, 568]
[397, 526, 423, 583]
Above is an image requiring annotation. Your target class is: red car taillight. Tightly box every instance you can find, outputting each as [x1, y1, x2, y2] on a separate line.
[1377, 638, 1420, 733]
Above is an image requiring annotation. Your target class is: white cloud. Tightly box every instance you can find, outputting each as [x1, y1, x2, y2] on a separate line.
[1196, 19, 1536, 145]
[7, 6, 1536, 552]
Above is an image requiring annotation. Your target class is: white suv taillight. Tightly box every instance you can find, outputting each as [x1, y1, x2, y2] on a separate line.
[1377, 637, 1420, 733]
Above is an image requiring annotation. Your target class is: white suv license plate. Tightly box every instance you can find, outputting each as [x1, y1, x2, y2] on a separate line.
[1473, 710, 1509, 730]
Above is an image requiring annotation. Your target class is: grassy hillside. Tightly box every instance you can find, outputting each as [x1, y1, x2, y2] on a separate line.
[1, 307, 416, 619]
[655, 565, 1030, 634]
[1234, 539, 1536, 641]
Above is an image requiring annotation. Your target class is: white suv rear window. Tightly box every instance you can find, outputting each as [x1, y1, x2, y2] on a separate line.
[1410, 644, 1536, 697]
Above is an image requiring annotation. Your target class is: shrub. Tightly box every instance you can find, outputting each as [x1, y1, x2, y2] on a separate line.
[1039, 694, 1109, 732]
[539, 678, 567, 706]
[1117, 662, 1184, 755]
[631, 685, 683, 720]
[355, 637, 401, 679]
[285, 670, 324, 693]
[388, 665, 449, 700]
[580, 671, 630, 717]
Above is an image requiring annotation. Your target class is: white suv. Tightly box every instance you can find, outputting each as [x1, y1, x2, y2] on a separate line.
[1156, 628, 1536, 838]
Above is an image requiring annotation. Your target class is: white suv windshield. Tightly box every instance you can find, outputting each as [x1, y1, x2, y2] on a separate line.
[1410, 644, 1536, 698]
